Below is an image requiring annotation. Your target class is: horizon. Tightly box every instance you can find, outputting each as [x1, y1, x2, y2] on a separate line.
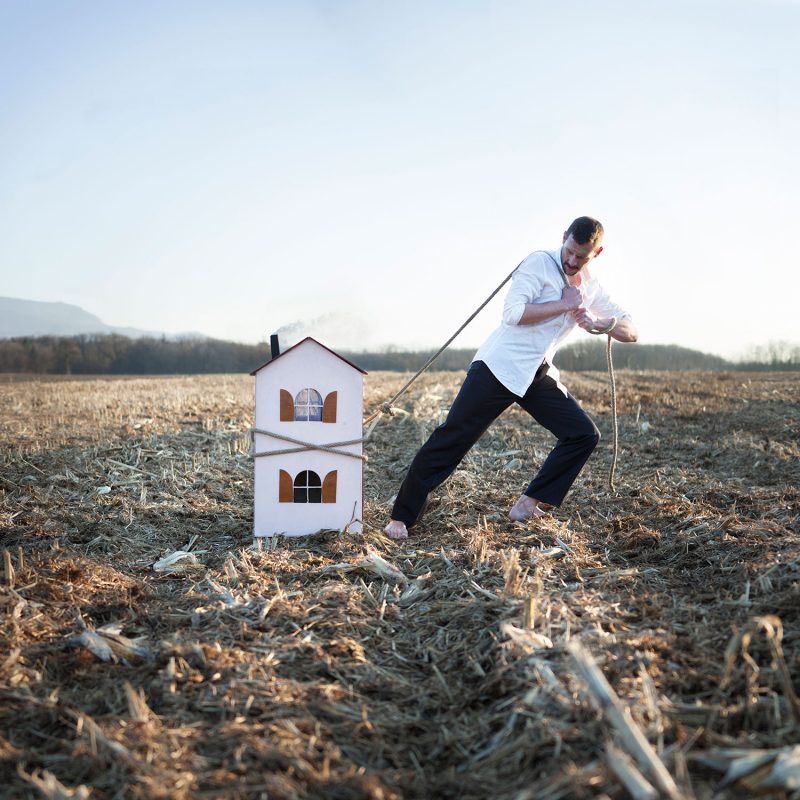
[2, 292, 792, 364]
[2, 1, 799, 360]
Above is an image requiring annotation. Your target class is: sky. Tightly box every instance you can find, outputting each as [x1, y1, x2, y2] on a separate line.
[1, 0, 798, 359]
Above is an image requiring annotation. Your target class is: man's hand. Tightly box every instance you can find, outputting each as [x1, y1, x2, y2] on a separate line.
[571, 307, 598, 331]
[572, 308, 639, 342]
[516, 286, 587, 326]
[560, 286, 582, 311]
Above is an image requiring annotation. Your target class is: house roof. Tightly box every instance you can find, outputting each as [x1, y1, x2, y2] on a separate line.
[249, 336, 368, 376]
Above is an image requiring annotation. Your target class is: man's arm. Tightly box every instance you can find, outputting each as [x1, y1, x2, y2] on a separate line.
[608, 318, 638, 342]
[516, 286, 582, 325]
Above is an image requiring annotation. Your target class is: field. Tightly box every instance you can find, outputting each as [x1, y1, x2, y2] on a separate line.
[1, 369, 799, 800]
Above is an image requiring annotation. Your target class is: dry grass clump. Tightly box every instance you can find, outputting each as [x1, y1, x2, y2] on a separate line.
[1, 370, 799, 799]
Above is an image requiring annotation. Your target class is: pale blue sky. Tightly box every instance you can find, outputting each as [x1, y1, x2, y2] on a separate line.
[1, 0, 798, 357]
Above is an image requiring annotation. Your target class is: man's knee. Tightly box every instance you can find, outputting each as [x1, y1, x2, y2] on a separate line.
[574, 423, 600, 452]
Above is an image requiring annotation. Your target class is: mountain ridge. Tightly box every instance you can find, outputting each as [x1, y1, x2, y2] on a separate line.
[0, 296, 200, 340]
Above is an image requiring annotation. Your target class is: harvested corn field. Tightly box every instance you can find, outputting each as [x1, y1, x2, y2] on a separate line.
[1, 369, 799, 800]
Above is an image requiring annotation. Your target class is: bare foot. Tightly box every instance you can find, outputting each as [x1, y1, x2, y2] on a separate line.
[508, 495, 546, 522]
[384, 519, 409, 539]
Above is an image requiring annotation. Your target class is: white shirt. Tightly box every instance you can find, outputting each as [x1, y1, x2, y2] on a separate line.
[473, 248, 632, 396]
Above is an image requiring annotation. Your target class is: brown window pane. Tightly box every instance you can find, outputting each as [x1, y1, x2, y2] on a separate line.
[279, 470, 293, 502]
[322, 391, 338, 423]
[280, 389, 294, 421]
[322, 470, 337, 503]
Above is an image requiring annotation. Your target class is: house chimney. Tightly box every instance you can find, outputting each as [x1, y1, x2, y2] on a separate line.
[270, 334, 280, 359]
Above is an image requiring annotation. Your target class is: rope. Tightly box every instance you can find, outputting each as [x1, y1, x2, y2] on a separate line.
[362, 261, 523, 426]
[606, 333, 618, 492]
[258, 252, 622, 490]
[549, 256, 620, 492]
[250, 261, 522, 461]
[250, 414, 384, 461]
[252, 263, 523, 465]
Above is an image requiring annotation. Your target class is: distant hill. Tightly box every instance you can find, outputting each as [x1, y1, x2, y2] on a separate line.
[0, 296, 196, 339]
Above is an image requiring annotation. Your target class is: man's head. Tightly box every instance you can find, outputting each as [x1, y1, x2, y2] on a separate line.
[561, 216, 604, 276]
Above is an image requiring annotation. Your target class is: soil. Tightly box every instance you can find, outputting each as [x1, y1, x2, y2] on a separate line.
[1, 370, 798, 799]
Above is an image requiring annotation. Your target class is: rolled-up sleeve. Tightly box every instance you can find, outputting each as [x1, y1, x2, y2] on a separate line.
[502, 255, 544, 325]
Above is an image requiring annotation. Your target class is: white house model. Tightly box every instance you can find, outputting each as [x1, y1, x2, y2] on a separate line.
[251, 337, 366, 537]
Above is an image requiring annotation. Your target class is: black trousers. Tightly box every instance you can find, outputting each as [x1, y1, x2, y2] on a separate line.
[390, 360, 600, 527]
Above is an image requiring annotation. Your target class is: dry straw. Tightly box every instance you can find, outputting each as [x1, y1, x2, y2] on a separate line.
[1, 370, 799, 798]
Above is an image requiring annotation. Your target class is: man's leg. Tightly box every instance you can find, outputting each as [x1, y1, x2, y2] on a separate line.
[515, 372, 600, 513]
[386, 361, 514, 538]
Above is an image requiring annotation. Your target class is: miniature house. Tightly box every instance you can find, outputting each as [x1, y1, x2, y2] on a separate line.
[251, 337, 366, 537]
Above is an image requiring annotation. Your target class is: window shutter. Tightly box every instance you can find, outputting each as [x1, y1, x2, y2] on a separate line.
[280, 390, 294, 421]
[279, 470, 293, 502]
[322, 391, 337, 423]
[322, 470, 338, 503]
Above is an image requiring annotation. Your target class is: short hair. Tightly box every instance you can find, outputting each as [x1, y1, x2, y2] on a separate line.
[565, 216, 604, 247]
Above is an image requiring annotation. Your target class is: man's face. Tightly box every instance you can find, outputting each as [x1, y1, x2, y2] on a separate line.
[561, 233, 603, 276]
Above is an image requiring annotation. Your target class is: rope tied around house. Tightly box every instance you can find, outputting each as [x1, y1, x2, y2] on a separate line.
[251, 262, 523, 463]
[253, 252, 622, 491]
[250, 414, 385, 461]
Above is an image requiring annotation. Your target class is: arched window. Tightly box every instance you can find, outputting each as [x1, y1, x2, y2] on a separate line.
[294, 388, 323, 421]
[279, 469, 338, 503]
[280, 389, 337, 422]
[293, 470, 322, 503]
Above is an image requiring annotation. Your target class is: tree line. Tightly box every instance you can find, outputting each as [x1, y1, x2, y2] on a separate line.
[0, 335, 261, 375]
[0, 334, 797, 375]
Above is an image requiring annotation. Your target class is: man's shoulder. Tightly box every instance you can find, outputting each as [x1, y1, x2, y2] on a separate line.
[518, 249, 558, 273]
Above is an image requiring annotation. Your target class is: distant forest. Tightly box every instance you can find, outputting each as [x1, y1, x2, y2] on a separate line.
[0, 334, 797, 375]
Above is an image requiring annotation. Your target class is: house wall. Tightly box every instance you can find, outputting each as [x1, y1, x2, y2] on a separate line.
[253, 339, 363, 536]
[254, 450, 362, 536]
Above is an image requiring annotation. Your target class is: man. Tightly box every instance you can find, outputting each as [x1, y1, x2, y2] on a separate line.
[384, 216, 638, 540]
